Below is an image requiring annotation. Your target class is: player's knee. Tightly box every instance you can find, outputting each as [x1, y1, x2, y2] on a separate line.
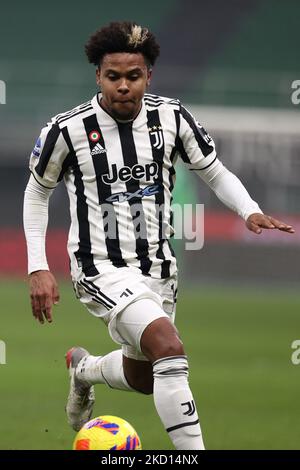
[142, 333, 185, 363]
[141, 317, 185, 363]
[156, 339, 184, 360]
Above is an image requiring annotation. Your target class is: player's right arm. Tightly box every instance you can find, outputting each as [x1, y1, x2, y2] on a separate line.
[24, 175, 59, 324]
[23, 118, 69, 324]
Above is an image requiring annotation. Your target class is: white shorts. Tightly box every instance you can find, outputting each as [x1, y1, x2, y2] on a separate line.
[72, 265, 178, 361]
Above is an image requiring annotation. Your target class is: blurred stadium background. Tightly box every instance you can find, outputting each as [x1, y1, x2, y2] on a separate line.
[0, 0, 299, 450]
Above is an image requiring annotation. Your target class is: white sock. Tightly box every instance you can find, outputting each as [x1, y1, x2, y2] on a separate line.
[76, 349, 134, 392]
[153, 356, 205, 450]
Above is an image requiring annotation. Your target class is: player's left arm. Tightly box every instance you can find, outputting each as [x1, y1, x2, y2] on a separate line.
[177, 105, 294, 236]
[197, 161, 295, 235]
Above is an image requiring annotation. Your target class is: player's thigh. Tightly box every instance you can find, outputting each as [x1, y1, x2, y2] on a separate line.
[116, 297, 169, 357]
[72, 266, 163, 346]
[117, 275, 179, 360]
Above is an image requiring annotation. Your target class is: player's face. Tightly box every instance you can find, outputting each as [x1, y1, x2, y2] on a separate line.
[96, 52, 151, 121]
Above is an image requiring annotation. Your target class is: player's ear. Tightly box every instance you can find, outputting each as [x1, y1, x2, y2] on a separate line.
[96, 67, 101, 87]
[146, 68, 152, 87]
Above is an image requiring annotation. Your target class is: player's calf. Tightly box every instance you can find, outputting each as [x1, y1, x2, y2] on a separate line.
[122, 356, 153, 395]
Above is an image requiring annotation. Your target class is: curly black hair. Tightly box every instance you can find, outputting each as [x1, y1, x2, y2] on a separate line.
[85, 21, 160, 68]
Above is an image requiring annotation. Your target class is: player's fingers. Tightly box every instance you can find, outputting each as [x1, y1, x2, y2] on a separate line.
[30, 293, 39, 318]
[261, 221, 275, 229]
[246, 218, 262, 234]
[248, 222, 262, 234]
[44, 296, 53, 323]
[247, 214, 295, 234]
[256, 216, 275, 229]
[31, 294, 45, 324]
[52, 285, 60, 305]
[280, 226, 295, 233]
[30, 295, 39, 320]
[268, 217, 295, 233]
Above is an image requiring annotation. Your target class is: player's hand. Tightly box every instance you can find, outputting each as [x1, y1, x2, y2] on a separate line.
[246, 213, 295, 235]
[29, 270, 60, 324]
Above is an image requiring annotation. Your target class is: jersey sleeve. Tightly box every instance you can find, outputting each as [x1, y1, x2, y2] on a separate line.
[29, 118, 70, 188]
[176, 105, 217, 170]
[176, 106, 262, 220]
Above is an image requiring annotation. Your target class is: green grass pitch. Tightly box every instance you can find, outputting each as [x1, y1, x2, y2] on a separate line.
[0, 279, 300, 449]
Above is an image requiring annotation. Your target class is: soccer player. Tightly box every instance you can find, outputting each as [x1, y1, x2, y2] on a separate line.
[23, 22, 294, 450]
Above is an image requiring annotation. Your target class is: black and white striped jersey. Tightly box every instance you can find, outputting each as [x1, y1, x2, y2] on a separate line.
[29, 93, 217, 279]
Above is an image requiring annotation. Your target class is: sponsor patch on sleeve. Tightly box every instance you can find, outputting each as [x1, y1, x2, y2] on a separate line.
[32, 137, 42, 158]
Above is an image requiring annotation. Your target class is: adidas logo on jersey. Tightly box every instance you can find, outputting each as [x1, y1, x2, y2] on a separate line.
[91, 143, 106, 156]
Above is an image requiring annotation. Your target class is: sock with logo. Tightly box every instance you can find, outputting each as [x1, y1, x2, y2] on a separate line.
[152, 355, 205, 450]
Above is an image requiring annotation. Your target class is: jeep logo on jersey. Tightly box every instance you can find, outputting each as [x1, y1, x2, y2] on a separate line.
[102, 162, 159, 185]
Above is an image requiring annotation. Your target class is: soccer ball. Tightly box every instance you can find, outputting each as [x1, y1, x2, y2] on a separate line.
[73, 415, 142, 450]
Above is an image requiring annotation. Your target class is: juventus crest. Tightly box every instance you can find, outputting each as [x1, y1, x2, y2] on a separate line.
[148, 125, 164, 150]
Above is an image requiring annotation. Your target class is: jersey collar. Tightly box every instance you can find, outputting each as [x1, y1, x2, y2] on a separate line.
[91, 93, 146, 128]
